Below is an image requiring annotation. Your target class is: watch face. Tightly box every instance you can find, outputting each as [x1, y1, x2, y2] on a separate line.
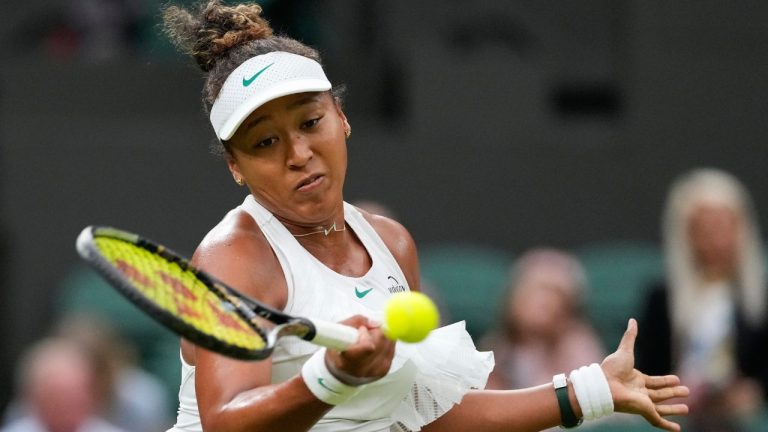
[553, 373, 568, 388]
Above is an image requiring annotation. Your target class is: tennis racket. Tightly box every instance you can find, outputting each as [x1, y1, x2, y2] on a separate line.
[75, 225, 360, 360]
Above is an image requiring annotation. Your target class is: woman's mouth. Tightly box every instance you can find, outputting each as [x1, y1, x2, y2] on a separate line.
[296, 174, 324, 192]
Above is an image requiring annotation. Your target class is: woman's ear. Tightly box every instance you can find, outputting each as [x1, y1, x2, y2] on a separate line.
[227, 157, 246, 186]
[337, 108, 351, 139]
[332, 96, 351, 138]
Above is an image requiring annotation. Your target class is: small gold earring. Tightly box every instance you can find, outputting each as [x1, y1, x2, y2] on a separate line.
[234, 176, 245, 186]
[344, 126, 351, 139]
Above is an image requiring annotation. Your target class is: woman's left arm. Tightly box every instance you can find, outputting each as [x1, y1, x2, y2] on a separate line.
[365, 210, 688, 431]
[423, 319, 689, 432]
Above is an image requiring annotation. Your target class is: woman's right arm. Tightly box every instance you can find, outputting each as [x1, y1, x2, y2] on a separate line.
[195, 350, 329, 431]
[189, 215, 394, 432]
[195, 320, 392, 432]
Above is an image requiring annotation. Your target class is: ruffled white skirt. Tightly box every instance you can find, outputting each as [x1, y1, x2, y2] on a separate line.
[388, 321, 495, 431]
[314, 321, 493, 432]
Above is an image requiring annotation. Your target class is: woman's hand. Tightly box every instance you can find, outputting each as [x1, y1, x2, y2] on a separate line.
[601, 319, 690, 431]
[324, 315, 396, 385]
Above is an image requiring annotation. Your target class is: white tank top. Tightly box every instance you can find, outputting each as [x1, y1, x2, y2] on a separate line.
[173, 196, 418, 432]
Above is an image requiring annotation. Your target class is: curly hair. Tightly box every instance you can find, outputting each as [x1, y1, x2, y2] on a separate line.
[163, 1, 337, 154]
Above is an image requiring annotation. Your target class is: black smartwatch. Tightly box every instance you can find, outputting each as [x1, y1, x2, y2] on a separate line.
[553, 373, 583, 429]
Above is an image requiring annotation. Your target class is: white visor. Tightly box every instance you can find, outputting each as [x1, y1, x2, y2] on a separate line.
[209, 51, 332, 141]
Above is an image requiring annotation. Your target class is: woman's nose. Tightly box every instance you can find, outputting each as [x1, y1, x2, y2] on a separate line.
[286, 135, 313, 168]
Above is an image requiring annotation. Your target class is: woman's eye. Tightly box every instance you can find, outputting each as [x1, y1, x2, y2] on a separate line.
[254, 137, 276, 148]
[302, 116, 322, 129]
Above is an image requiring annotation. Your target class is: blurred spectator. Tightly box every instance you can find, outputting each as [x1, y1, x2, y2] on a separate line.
[637, 168, 768, 431]
[65, 0, 144, 61]
[1, 337, 125, 432]
[2, 315, 171, 432]
[10, 0, 327, 62]
[55, 264, 180, 419]
[480, 248, 605, 390]
[10, 0, 146, 62]
[54, 314, 172, 432]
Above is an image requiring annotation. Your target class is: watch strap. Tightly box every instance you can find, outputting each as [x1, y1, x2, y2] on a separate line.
[553, 374, 582, 428]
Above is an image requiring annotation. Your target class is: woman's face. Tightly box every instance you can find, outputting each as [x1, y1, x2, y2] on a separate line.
[226, 91, 349, 226]
[509, 268, 573, 338]
[687, 203, 742, 278]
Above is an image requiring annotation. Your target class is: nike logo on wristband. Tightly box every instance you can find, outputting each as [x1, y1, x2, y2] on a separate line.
[242, 63, 274, 87]
[317, 378, 341, 394]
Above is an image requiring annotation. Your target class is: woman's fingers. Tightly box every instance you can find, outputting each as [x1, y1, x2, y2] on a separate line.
[644, 373, 688, 403]
[645, 374, 681, 389]
[329, 314, 396, 382]
[339, 314, 375, 330]
[353, 326, 376, 352]
[647, 385, 690, 402]
[617, 318, 638, 355]
[656, 403, 689, 417]
[645, 413, 682, 432]
[639, 403, 685, 432]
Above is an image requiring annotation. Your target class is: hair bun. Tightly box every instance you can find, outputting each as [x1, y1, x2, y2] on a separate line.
[164, 1, 274, 72]
[206, 4, 273, 56]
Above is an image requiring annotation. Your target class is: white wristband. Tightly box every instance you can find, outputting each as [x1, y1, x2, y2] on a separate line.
[587, 363, 613, 417]
[301, 348, 361, 405]
[569, 363, 614, 421]
[570, 366, 593, 420]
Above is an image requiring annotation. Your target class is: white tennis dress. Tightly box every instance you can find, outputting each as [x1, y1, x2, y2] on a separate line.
[171, 196, 494, 432]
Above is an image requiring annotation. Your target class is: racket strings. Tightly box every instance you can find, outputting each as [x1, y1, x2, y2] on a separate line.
[93, 237, 266, 351]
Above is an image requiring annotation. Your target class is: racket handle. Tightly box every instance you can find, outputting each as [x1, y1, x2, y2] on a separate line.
[309, 319, 359, 351]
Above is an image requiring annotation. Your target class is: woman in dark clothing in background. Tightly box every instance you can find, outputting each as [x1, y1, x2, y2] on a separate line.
[637, 168, 768, 431]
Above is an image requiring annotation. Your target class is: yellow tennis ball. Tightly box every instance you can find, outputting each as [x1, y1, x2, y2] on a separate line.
[383, 291, 439, 343]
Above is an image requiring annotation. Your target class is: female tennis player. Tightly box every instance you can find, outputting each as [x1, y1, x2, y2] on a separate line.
[163, 2, 688, 431]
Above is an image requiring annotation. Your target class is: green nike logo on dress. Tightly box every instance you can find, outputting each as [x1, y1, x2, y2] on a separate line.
[317, 378, 341, 394]
[242, 63, 275, 87]
[355, 287, 374, 299]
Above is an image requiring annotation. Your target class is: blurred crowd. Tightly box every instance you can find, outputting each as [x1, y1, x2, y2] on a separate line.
[2, 0, 765, 430]
[3, 167, 767, 431]
[424, 167, 768, 431]
[5, 3, 768, 427]
[9, 0, 320, 63]
[1, 314, 172, 432]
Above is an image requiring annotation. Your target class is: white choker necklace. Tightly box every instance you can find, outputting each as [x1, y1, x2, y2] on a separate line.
[292, 221, 346, 238]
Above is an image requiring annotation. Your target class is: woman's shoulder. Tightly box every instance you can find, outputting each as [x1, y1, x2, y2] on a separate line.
[355, 206, 420, 289]
[357, 208, 413, 247]
[194, 207, 268, 263]
[193, 206, 288, 308]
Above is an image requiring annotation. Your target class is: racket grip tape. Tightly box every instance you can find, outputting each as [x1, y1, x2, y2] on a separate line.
[308, 319, 359, 351]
